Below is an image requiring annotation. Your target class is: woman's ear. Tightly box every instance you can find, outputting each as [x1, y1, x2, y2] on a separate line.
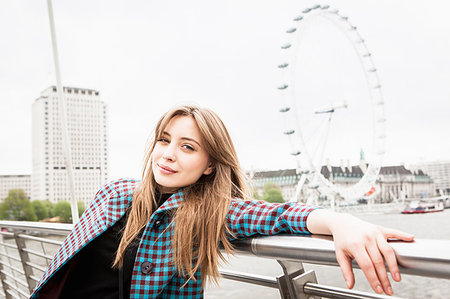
[203, 163, 214, 175]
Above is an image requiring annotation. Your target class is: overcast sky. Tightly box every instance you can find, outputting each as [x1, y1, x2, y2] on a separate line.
[1, 0, 449, 180]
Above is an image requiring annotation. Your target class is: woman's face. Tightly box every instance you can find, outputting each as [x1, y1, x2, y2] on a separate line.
[152, 115, 213, 193]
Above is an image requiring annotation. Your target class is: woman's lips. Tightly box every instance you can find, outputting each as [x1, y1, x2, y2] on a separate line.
[158, 164, 177, 174]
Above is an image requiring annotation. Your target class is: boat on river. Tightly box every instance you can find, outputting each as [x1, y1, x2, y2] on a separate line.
[402, 199, 444, 214]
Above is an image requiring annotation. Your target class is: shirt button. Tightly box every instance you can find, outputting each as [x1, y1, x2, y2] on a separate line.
[141, 261, 153, 274]
[155, 220, 161, 226]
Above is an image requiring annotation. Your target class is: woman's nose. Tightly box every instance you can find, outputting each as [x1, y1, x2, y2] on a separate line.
[162, 148, 176, 161]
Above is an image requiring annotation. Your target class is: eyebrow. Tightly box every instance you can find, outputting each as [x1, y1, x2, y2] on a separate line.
[162, 131, 201, 147]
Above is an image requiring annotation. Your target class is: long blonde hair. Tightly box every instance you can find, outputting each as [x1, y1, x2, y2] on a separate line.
[113, 105, 249, 285]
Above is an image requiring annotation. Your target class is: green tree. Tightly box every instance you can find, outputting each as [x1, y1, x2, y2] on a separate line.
[32, 200, 49, 220]
[261, 183, 284, 203]
[42, 200, 54, 218]
[78, 201, 86, 217]
[52, 201, 72, 223]
[263, 182, 280, 194]
[0, 189, 37, 221]
[252, 187, 261, 200]
[263, 188, 284, 203]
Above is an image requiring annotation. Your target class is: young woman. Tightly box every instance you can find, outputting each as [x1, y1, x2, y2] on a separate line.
[31, 105, 414, 298]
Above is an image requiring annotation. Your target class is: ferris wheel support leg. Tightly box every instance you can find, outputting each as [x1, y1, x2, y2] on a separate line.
[291, 175, 307, 202]
[306, 191, 318, 206]
[329, 193, 336, 211]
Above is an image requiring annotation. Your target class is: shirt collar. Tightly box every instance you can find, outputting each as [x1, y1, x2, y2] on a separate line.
[155, 188, 184, 213]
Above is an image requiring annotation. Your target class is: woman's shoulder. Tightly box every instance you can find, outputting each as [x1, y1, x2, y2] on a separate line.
[100, 178, 139, 195]
[96, 178, 139, 196]
[91, 178, 140, 206]
[84, 178, 140, 225]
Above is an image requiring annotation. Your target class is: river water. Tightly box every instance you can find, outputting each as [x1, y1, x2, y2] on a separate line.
[206, 209, 450, 299]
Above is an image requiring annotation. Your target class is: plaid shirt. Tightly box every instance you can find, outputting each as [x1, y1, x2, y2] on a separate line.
[31, 178, 316, 298]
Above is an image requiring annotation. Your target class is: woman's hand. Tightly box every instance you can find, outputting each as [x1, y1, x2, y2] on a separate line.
[307, 209, 415, 295]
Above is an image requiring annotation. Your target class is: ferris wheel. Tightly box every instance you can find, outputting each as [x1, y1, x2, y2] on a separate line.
[277, 5, 386, 204]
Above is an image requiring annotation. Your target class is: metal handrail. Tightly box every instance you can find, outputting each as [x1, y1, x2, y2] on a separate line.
[220, 269, 278, 288]
[304, 283, 402, 299]
[0, 221, 449, 299]
[16, 233, 64, 246]
[0, 220, 72, 236]
[231, 234, 450, 279]
[0, 232, 14, 238]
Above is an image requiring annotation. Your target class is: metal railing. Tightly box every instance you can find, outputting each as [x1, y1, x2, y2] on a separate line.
[0, 221, 449, 299]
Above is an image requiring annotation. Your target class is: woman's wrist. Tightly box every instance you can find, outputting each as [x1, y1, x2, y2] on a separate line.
[307, 209, 362, 236]
[307, 209, 338, 235]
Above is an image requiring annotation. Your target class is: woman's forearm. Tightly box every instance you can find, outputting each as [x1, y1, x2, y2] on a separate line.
[306, 208, 352, 235]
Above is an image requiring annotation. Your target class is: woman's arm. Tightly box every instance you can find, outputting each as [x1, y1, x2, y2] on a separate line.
[226, 199, 316, 239]
[307, 209, 415, 295]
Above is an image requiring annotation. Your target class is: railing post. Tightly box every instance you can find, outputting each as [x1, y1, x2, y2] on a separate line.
[0, 244, 12, 299]
[277, 260, 319, 299]
[13, 232, 35, 294]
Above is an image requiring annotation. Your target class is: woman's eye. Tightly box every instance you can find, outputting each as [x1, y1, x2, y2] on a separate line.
[157, 138, 169, 143]
[182, 144, 195, 151]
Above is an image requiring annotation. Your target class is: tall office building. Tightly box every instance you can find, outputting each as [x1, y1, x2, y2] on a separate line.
[32, 86, 109, 205]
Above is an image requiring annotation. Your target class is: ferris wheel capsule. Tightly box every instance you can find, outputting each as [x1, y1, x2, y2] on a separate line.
[284, 129, 295, 135]
[286, 28, 297, 33]
[279, 107, 291, 113]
